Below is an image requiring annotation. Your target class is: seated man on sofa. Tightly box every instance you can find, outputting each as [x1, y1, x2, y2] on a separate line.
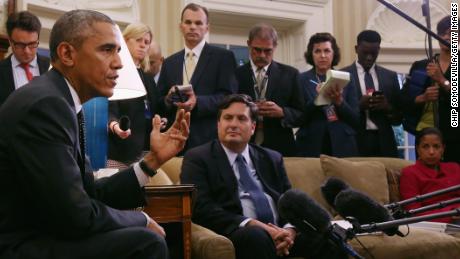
[181, 94, 321, 259]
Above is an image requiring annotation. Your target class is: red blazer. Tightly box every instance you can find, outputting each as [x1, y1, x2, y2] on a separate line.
[399, 160, 460, 223]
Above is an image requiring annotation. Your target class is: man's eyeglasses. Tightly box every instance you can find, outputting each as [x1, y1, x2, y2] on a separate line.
[250, 46, 273, 55]
[11, 40, 39, 50]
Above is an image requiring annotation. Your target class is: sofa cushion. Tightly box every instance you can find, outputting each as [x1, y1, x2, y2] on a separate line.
[386, 167, 401, 203]
[346, 157, 413, 203]
[191, 223, 235, 259]
[349, 228, 460, 259]
[283, 157, 330, 211]
[146, 168, 173, 185]
[320, 155, 389, 204]
[160, 156, 183, 184]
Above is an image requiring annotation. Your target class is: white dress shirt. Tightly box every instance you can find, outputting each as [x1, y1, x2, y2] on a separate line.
[11, 55, 40, 89]
[220, 143, 279, 227]
[355, 61, 379, 130]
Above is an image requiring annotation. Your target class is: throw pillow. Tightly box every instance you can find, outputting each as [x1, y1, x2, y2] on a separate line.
[320, 154, 389, 204]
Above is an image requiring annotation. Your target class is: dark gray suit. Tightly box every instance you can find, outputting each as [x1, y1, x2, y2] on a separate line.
[0, 69, 166, 259]
[158, 43, 237, 152]
[0, 54, 50, 107]
[342, 63, 402, 157]
[180, 140, 291, 236]
[236, 62, 304, 156]
[180, 140, 344, 259]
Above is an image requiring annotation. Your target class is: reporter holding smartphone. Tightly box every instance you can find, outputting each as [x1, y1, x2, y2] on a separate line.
[158, 4, 237, 153]
[342, 30, 403, 157]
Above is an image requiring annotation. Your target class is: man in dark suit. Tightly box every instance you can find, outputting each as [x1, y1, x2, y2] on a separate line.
[181, 94, 319, 259]
[0, 11, 50, 106]
[0, 10, 190, 259]
[158, 3, 237, 152]
[236, 23, 304, 156]
[342, 30, 402, 157]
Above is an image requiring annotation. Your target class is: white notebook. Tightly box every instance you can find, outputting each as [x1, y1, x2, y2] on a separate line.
[314, 70, 350, 106]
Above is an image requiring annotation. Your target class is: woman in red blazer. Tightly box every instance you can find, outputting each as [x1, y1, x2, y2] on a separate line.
[399, 127, 460, 223]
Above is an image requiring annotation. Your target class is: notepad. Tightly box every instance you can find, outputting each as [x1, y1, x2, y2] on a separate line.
[314, 70, 350, 106]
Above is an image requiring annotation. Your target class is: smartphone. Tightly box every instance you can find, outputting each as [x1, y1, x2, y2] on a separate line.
[372, 91, 384, 96]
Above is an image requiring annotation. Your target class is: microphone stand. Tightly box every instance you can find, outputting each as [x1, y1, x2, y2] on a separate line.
[375, 0, 450, 49]
[385, 184, 460, 218]
[422, 0, 439, 127]
[348, 208, 460, 234]
[407, 197, 460, 216]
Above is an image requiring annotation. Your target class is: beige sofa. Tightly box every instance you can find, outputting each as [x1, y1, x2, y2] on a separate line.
[149, 155, 460, 259]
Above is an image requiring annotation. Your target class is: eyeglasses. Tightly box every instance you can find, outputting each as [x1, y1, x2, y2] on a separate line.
[250, 46, 273, 55]
[11, 40, 39, 50]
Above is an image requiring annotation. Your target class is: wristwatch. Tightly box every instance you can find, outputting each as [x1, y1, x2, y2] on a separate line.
[139, 159, 157, 177]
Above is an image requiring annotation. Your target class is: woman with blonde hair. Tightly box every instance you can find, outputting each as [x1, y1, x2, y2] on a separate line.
[107, 22, 161, 168]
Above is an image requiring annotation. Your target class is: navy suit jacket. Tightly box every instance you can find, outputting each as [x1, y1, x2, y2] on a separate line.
[236, 62, 304, 156]
[342, 63, 402, 157]
[158, 43, 237, 151]
[295, 69, 360, 157]
[401, 59, 457, 141]
[180, 140, 291, 237]
[0, 54, 50, 107]
[0, 69, 147, 253]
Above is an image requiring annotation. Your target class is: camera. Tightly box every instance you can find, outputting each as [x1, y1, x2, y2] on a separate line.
[171, 84, 192, 103]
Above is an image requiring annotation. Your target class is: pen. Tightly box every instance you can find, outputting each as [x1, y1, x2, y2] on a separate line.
[309, 79, 319, 85]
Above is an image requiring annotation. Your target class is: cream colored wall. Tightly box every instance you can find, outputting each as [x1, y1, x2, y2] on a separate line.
[138, 0, 184, 57]
[333, 0, 379, 69]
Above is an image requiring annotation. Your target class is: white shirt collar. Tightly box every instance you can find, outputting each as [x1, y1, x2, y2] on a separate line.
[63, 78, 82, 114]
[220, 143, 251, 167]
[184, 39, 206, 60]
[11, 54, 38, 68]
[250, 59, 270, 74]
[355, 60, 376, 74]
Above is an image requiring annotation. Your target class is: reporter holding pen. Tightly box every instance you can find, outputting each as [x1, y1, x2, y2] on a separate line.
[399, 127, 460, 223]
[295, 32, 359, 157]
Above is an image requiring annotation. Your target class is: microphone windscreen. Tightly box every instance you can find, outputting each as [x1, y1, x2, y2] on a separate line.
[119, 116, 130, 131]
[321, 177, 350, 208]
[278, 189, 331, 235]
[334, 189, 400, 236]
[278, 189, 350, 259]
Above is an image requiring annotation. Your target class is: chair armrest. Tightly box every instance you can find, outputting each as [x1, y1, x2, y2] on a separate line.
[191, 223, 235, 259]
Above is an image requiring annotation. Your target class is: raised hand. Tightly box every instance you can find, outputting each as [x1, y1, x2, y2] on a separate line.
[144, 109, 190, 170]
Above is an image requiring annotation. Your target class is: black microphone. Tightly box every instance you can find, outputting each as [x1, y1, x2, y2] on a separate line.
[334, 189, 403, 237]
[119, 116, 130, 131]
[278, 189, 359, 259]
[321, 177, 350, 208]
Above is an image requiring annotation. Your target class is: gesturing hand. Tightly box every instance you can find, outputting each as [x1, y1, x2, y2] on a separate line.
[145, 109, 190, 169]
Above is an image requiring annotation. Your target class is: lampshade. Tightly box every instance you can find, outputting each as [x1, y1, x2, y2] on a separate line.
[109, 25, 146, 101]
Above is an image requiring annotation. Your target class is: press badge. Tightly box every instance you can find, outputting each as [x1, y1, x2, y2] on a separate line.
[323, 105, 338, 122]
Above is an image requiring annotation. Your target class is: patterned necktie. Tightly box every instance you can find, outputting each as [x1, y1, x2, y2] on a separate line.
[364, 71, 375, 93]
[77, 111, 86, 157]
[236, 154, 274, 224]
[19, 63, 33, 81]
[255, 68, 266, 100]
[254, 68, 266, 145]
[183, 51, 196, 84]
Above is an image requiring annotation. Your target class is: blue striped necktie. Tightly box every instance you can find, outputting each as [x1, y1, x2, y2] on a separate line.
[236, 154, 274, 224]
